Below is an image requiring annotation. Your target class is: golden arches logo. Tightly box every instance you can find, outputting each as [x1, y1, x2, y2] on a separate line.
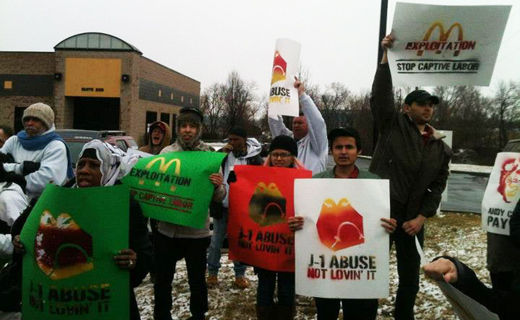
[145, 157, 181, 175]
[418, 21, 463, 56]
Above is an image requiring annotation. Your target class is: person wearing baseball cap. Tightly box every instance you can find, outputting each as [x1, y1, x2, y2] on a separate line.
[0, 102, 73, 199]
[370, 35, 452, 320]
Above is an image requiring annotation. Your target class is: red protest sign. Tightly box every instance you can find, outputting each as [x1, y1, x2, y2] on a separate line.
[228, 165, 312, 272]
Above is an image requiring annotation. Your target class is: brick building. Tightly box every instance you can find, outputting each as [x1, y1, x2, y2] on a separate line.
[0, 32, 200, 145]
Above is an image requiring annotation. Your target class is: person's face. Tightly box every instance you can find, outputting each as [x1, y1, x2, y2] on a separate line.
[179, 122, 198, 142]
[150, 127, 165, 146]
[331, 136, 361, 168]
[76, 157, 102, 188]
[228, 134, 246, 153]
[0, 129, 7, 148]
[23, 117, 47, 137]
[292, 116, 308, 140]
[404, 101, 434, 125]
[270, 149, 294, 168]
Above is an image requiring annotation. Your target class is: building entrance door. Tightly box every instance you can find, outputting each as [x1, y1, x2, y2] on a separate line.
[73, 97, 120, 130]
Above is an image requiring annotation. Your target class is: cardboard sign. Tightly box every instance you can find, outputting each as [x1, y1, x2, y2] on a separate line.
[268, 38, 301, 118]
[20, 184, 129, 320]
[122, 151, 226, 229]
[388, 3, 511, 86]
[294, 179, 390, 298]
[482, 152, 520, 235]
[228, 165, 312, 272]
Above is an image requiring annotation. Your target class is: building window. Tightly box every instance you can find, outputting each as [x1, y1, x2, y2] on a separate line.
[161, 113, 170, 126]
[181, 96, 184, 103]
[158, 89, 162, 97]
[3, 81, 12, 89]
[145, 111, 157, 131]
[170, 93, 174, 100]
[190, 98, 193, 104]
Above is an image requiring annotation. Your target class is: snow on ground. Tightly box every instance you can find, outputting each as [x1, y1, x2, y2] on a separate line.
[136, 212, 488, 319]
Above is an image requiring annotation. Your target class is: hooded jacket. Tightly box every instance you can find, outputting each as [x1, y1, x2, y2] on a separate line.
[221, 138, 263, 207]
[139, 121, 171, 155]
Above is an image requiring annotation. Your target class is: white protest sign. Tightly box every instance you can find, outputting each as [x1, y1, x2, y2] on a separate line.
[294, 179, 390, 298]
[388, 3, 511, 86]
[268, 38, 301, 118]
[482, 152, 520, 235]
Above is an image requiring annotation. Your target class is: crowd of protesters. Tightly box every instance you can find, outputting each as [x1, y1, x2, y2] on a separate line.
[0, 34, 517, 320]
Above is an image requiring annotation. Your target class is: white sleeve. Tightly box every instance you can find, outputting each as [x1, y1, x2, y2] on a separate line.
[300, 94, 328, 156]
[268, 115, 293, 138]
[25, 141, 68, 194]
[0, 234, 13, 258]
[0, 186, 28, 226]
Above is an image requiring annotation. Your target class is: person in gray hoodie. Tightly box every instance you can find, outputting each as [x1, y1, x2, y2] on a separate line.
[154, 107, 225, 320]
[207, 126, 263, 289]
[268, 79, 328, 175]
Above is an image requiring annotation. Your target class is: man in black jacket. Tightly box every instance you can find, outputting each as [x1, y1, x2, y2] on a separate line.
[370, 34, 452, 319]
[424, 200, 520, 320]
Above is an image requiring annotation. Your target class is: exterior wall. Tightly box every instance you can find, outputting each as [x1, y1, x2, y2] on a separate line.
[0, 46, 200, 147]
[0, 52, 55, 130]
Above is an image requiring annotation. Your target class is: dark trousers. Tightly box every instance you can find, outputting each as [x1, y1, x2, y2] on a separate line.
[315, 297, 378, 320]
[256, 268, 295, 307]
[390, 225, 424, 320]
[153, 233, 210, 320]
[491, 271, 515, 291]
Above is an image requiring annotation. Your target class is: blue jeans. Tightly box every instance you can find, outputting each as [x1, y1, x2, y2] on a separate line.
[207, 208, 246, 277]
[256, 268, 295, 307]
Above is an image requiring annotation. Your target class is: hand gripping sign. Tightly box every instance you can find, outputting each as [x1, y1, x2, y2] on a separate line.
[268, 38, 301, 118]
[387, 3, 511, 86]
[228, 165, 311, 272]
[482, 152, 520, 235]
[295, 178, 390, 299]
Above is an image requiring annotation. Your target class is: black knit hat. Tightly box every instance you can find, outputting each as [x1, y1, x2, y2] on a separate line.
[269, 135, 298, 157]
[228, 126, 247, 139]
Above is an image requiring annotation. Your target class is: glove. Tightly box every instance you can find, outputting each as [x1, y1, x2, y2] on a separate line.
[0, 152, 14, 163]
[0, 163, 26, 192]
[22, 161, 40, 176]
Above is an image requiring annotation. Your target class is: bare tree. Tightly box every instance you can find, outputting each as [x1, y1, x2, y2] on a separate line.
[492, 81, 520, 149]
[200, 83, 226, 139]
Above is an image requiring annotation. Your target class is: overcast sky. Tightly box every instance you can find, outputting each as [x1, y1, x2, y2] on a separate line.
[1, 0, 518, 98]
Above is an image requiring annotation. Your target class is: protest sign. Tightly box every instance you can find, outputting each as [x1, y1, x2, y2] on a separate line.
[20, 184, 129, 320]
[122, 151, 226, 229]
[294, 179, 390, 298]
[228, 165, 312, 272]
[268, 38, 301, 118]
[388, 3, 511, 86]
[482, 152, 520, 235]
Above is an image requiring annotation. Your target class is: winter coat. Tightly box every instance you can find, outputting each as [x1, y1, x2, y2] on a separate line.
[221, 138, 264, 208]
[139, 121, 172, 155]
[157, 140, 226, 239]
[369, 63, 452, 222]
[0, 126, 69, 199]
[268, 94, 328, 175]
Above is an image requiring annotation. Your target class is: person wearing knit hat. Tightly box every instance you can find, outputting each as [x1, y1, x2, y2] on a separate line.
[207, 126, 263, 290]
[0, 102, 73, 200]
[255, 135, 305, 320]
[155, 106, 226, 320]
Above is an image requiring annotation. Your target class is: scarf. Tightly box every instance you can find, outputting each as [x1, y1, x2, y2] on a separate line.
[16, 127, 74, 179]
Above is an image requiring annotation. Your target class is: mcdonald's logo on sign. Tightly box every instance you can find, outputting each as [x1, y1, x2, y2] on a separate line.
[145, 157, 181, 175]
[405, 21, 476, 57]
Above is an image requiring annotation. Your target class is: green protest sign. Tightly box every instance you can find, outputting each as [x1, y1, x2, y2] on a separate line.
[122, 151, 226, 228]
[20, 184, 129, 320]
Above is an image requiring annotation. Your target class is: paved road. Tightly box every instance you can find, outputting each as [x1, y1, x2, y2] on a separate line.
[328, 157, 488, 214]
